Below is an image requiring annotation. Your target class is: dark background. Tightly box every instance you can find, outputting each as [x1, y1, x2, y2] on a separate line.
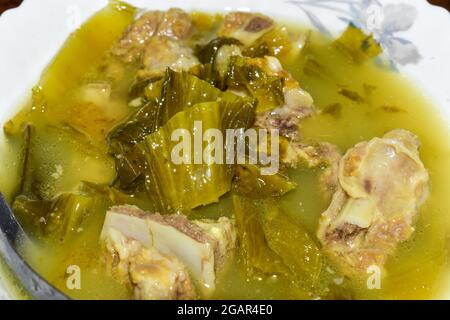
[1, 0, 450, 14]
[0, 0, 22, 13]
[431, 0, 450, 9]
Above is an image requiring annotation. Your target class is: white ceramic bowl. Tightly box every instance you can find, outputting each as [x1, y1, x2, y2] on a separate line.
[0, 0, 449, 299]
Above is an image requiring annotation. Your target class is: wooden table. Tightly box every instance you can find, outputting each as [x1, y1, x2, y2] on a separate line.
[0, 0, 449, 15]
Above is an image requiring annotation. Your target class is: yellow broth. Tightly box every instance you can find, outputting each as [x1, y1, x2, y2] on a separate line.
[0, 5, 449, 300]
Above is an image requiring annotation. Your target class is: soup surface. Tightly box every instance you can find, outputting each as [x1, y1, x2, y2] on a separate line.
[1, 2, 449, 300]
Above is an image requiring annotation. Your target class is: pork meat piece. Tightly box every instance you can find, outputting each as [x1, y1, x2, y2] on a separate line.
[103, 226, 196, 300]
[130, 246, 197, 300]
[218, 12, 274, 45]
[137, 36, 199, 79]
[282, 140, 342, 197]
[250, 56, 315, 139]
[101, 205, 236, 296]
[317, 129, 430, 274]
[112, 8, 193, 63]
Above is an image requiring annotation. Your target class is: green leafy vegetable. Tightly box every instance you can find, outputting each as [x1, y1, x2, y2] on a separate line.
[194, 37, 243, 88]
[233, 195, 323, 290]
[379, 105, 406, 113]
[129, 77, 162, 101]
[232, 195, 289, 277]
[111, 69, 224, 152]
[111, 145, 147, 192]
[196, 37, 242, 65]
[18, 124, 115, 200]
[109, 101, 161, 154]
[13, 193, 95, 242]
[226, 56, 284, 112]
[109, 69, 228, 190]
[12, 196, 50, 238]
[338, 88, 365, 102]
[189, 63, 220, 87]
[322, 103, 343, 118]
[81, 181, 151, 210]
[12, 180, 142, 242]
[110, 69, 256, 193]
[220, 91, 257, 130]
[334, 23, 382, 62]
[259, 203, 323, 289]
[112, 58, 280, 185]
[141, 97, 256, 214]
[110, 69, 224, 152]
[19, 124, 34, 197]
[243, 27, 292, 58]
[232, 163, 296, 198]
[303, 55, 330, 80]
[159, 68, 224, 116]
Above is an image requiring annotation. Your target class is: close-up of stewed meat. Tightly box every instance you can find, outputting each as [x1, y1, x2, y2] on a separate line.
[317, 130, 429, 274]
[112, 8, 194, 63]
[101, 205, 235, 299]
[0, 0, 449, 302]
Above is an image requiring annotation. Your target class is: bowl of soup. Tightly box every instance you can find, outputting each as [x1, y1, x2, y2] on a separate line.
[0, 0, 449, 300]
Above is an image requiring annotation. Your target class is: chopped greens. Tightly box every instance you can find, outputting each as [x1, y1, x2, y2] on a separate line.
[129, 77, 162, 101]
[379, 105, 406, 113]
[142, 96, 256, 214]
[19, 124, 115, 200]
[194, 37, 243, 88]
[334, 23, 382, 62]
[159, 68, 223, 116]
[233, 195, 323, 291]
[322, 103, 343, 118]
[81, 181, 151, 209]
[141, 102, 231, 213]
[226, 56, 285, 112]
[259, 203, 323, 289]
[109, 69, 256, 193]
[109, 69, 224, 190]
[111, 69, 224, 154]
[338, 88, 365, 103]
[243, 27, 292, 58]
[232, 163, 296, 198]
[196, 37, 242, 65]
[13, 193, 95, 242]
[232, 195, 289, 278]
[12, 180, 142, 242]
[303, 55, 330, 80]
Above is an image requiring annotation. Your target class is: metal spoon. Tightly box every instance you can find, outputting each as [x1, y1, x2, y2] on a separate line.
[0, 193, 68, 300]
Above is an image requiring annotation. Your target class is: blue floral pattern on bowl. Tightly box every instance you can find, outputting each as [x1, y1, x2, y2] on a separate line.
[287, 0, 421, 65]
